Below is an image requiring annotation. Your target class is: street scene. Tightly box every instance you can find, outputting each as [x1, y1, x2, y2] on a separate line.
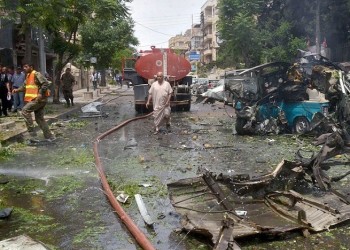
[1, 0, 350, 250]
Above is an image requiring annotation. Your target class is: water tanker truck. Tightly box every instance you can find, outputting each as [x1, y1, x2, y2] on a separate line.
[122, 46, 192, 113]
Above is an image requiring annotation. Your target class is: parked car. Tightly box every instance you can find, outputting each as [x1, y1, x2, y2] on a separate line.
[191, 78, 209, 95]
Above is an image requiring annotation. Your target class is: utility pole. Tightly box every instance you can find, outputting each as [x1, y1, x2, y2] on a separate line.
[38, 28, 46, 75]
[315, 0, 321, 54]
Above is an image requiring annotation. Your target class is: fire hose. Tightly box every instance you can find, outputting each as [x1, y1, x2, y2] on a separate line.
[93, 111, 156, 250]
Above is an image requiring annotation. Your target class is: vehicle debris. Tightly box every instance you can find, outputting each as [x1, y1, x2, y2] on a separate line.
[168, 159, 350, 249]
[224, 52, 350, 135]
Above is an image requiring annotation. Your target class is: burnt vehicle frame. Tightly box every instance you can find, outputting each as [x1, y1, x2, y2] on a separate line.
[224, 57, 343, 135]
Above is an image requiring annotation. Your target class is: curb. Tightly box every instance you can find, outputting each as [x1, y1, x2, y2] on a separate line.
[0, 95, 106, 146]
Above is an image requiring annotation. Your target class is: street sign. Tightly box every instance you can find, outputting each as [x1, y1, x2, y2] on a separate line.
[189, 52, 200, 61]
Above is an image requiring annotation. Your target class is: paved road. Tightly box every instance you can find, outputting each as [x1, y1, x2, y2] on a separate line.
[1, 88, 350, 249]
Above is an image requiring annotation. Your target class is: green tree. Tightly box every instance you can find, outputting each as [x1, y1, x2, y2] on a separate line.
[79, 4, 138, 86]
[218, 0, 350, 67]
[217, 0, 264, 67]
[111, 47, 136, 71]
[0, 0, 136, 96]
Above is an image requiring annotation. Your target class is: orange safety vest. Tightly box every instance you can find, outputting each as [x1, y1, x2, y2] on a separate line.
[24, 70, 50, 102]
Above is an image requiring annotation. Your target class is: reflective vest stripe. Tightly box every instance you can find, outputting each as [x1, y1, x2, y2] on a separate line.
[24, 70, 50, 102]
[24, 71, 38, 102]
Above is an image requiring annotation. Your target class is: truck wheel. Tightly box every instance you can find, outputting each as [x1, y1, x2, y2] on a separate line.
[235, 117, 248, 135]
[293, 116, 310, 134]
[183, 102, 191, 111]
[135, 104, 147, 113]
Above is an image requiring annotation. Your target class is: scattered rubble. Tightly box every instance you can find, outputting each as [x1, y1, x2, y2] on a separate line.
[168, 160, 350, 249]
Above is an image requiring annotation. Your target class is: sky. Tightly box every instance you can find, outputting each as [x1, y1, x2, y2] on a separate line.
[127, 0, 205, 51]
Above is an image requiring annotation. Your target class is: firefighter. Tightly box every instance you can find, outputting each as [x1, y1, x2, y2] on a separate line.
[12, 62, 55, 141]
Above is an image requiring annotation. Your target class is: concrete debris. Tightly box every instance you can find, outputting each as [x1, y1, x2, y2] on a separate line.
[0, 235, 48, 249]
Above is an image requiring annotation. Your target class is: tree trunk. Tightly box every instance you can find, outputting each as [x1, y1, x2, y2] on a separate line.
[100, 69, 106, 87]
[53, 55, 63, 103]
[23, 24, 32, 64]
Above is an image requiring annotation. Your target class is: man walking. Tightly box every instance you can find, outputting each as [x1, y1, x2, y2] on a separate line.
[91, 71, 98, 90]
[146, 72, 173, 134]
[12, 66, 25, 112]
[60, 68, 76, 107]
[13, 62, 55, 141]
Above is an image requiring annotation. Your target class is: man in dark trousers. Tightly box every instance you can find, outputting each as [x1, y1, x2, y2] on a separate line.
[60, 68, 76, 107]
[0, 66, 11, 116]
[13, 62, 55, 141]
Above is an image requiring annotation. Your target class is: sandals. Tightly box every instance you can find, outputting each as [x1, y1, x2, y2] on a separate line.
[153, 127, 159, 135]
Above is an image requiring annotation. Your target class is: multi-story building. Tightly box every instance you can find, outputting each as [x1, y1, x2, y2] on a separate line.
[168, 31, 191, 55]
[190, 24, 203, 52]
[200, 0, 219, 64]
[0, 17, 55, 73]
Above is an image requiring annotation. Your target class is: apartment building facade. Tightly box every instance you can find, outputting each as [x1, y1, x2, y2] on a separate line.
[200, 0, 219, 64]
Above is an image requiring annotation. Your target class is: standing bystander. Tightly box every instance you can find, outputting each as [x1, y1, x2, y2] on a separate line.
[0, 66, 11, 116]
[118, 75, 123, 87]
[12, 62, 55, 141]
[11, 66, 26, 112]
[6, 67, 14, 112]
[91, 71, 98, 90]
[60, 68, 76, 107]
[146, 72, 173, 134]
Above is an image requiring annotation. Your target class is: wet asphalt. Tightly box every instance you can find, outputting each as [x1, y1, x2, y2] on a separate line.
[1, 89, 350, 249]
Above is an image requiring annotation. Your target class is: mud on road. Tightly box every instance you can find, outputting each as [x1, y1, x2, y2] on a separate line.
[1, 89, 350, 249]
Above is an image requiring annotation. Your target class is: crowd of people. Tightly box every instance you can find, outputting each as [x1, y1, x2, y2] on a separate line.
[0, 63, 65, 142]
[0, 65, 26, 116]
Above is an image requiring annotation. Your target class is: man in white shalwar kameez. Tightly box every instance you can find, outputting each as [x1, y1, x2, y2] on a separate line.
[146, 72, 173, 134]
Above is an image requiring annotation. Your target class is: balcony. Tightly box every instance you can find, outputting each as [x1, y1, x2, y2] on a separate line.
[203, 33, 213, 43]
[203, 16, 213, 27]
[203, 48, 212, 56]
[202, 0, 216, 11]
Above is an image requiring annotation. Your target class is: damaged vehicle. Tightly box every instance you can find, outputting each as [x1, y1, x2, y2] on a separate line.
[225, 53, 348, 135]
[191, 78, 209, 95]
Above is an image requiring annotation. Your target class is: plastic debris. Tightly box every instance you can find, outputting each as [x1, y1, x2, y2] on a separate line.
[139, 183, 152, 187]
[116, 193, 129, 203]
[0, 208, 13, 219]
[81, 102, 103, 113]
[135, 194, 154, 226]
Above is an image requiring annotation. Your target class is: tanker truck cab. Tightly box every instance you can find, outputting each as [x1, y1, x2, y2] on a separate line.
[122, 46, 192, 113]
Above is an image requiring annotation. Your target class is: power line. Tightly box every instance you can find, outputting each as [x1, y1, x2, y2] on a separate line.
[138, 21, 192, 28]
[134, 13, 201, 22]
[134, 21, 174, 36]
[137, 41, 169, 48]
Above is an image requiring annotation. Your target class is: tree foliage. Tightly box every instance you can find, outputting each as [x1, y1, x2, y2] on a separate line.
[217, 0, 350, 67]
[0, 0, 137, 90]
